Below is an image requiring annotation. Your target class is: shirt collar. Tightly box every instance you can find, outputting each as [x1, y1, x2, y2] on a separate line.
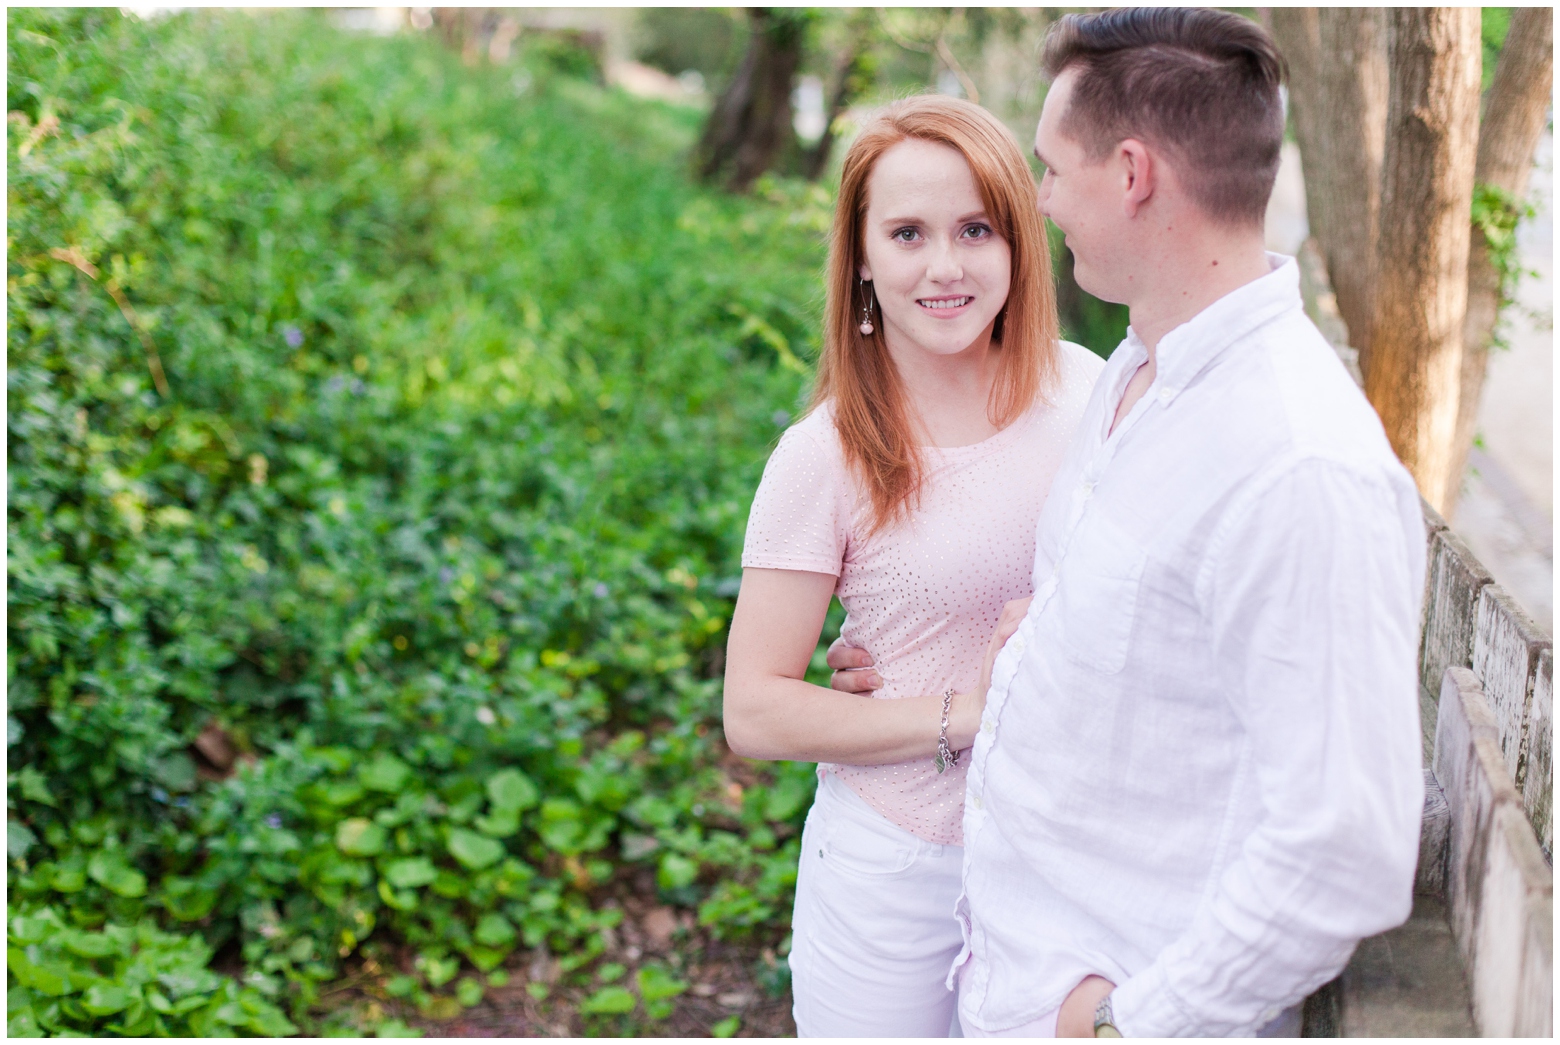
[1122, 253, 1302, 393]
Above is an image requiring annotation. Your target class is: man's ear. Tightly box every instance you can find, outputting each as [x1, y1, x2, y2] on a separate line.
[1118, 139, 1154, 218]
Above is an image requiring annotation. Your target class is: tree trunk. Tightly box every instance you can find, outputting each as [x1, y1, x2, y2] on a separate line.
[1364, 8, 1483, 513]
[1268, 8, 1388, 371]
[1443, 7, 1553, 517]
[695, 9, 805, 193]
[802, 16, 875, 182]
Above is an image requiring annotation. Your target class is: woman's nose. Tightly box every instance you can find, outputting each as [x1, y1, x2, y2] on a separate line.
[925, 239, 963, 282]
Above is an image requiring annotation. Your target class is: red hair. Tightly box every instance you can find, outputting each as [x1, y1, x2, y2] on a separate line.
[812, 95, 1060, 532]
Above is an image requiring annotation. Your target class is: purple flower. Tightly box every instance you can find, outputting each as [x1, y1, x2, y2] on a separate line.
[593, 582, 610, 599]
[283, 324, 304, 348]
[265, 813, 283, 829]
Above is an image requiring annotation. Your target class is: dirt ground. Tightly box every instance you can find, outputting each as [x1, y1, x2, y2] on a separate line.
[320, 874, 797, 1038]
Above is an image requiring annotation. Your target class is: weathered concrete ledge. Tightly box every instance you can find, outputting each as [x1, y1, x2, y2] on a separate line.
[1421, 505, 1553, 859]
[1434, 666, 1553, 1036]
[1298, 238, 1552, 1036]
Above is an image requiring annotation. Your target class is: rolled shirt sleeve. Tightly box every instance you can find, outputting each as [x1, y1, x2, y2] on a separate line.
[1111, 458, 1426, 1037]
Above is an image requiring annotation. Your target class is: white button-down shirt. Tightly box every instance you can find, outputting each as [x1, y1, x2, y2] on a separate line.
[952, 256, 1426, 1036]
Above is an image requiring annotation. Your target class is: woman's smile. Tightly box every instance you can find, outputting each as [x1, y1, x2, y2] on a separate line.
[918, 295, 974, 314]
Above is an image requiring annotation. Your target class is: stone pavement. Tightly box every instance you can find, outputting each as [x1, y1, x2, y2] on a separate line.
[1339, 895, 1475, 1037]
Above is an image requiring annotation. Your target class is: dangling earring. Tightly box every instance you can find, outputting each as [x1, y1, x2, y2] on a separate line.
[858, 280, 875, 336]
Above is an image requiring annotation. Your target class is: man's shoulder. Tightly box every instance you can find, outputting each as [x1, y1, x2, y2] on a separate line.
[1231, 309, 1397, 470]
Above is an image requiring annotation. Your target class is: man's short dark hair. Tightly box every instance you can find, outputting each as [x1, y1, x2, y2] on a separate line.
[1042, 8, 1286, 226]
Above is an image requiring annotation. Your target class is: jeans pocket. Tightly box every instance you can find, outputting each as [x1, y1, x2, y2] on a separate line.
[820, 806, 918, 879]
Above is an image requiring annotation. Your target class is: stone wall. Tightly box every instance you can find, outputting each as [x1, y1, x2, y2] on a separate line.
[1298, 238, 1552, 1035]
[1420, 501, 1553, 859]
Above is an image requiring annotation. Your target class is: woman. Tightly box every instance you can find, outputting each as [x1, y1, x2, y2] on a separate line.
[723, 96, 1103, 1037]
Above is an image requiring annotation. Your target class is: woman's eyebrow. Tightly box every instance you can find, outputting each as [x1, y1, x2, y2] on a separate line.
[877, 210, 990, 227]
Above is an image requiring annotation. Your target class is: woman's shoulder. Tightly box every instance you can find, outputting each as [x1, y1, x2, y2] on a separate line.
[1055, 338, 1108, 383]
[763, 402, 848, 477]
[1043, 339, 1106, 405]
[775, 402, 845, 456]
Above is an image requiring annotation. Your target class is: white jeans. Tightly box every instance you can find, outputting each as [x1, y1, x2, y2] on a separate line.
[789, 773, 966, 1037]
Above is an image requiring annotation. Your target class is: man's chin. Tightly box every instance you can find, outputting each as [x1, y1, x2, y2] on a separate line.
[1073, 264, 1128, 307]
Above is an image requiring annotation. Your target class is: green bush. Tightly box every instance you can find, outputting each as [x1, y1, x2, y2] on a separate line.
[9, 8, 825, 1032]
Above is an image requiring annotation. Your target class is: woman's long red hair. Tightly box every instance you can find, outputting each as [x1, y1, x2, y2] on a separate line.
[812, 95, 1060, 533]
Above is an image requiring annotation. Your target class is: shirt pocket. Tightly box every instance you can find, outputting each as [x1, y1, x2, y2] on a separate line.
[1054, 512, 1147, 675]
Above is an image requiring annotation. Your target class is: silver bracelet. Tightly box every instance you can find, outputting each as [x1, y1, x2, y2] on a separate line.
[935, 688, 959, 773]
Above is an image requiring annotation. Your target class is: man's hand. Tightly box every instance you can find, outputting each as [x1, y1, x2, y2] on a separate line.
[826, 637, 881, 693]
[978, 597, 1032, 698]
[1056, 974, 1115, 1037]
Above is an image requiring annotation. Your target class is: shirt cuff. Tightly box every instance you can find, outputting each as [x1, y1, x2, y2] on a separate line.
[1109, 962, 1193, 1038]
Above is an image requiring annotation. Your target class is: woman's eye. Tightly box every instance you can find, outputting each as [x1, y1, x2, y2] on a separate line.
[892, 227, 920, 243]
[963, 224, 992, 240]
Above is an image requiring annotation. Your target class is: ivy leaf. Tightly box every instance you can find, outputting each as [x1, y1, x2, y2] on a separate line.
[579, 985, 636, 1015]
[50, 862, 87, 893]
[359, 753, 412, 793]
[16, 767, 55, 807]
[418, 953, 459, 988]
[373, 1018, 423, 1037]
[657, 852, 698, 890]
[383, 857, 438, 889]
[472, 912, 515, 948]
[8, 820, 37, 861]
[473, 809, 519, 838]
[336, 818, 387, 857]
[455, 978, 484, 1008]
[446, 828, 504, 870]
[7, 948, 72, 996]
[87, 851, 147, 897]
[80, 983, 131, 1016]
[636, 964, 688, 1004]
[161, 876, 218, 921]
[485, 768, 538, 813]
[59, 928, 120, 959]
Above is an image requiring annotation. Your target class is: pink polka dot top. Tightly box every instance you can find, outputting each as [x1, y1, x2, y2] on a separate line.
[741, 341, 1105, 845]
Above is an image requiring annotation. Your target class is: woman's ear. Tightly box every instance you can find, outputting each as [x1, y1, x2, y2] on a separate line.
[858, 263, 872, 282]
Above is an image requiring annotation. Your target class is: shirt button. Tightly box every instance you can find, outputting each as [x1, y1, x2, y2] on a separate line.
[970, 794, 983, 810]
[1158, 386, 1174, 403]
[1011, 636, 1026, 655]
[981, 716, 995, 735]
[1081, 481, 1095, 497]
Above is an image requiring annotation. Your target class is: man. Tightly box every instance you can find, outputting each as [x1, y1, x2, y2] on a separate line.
[829, 8, 1426, 1037]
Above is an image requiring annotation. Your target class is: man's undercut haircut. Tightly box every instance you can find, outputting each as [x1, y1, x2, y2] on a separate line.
[1042, 8, 1286, 227]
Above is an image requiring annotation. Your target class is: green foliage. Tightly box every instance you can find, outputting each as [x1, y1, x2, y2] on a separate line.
[8, 906, 296, 1036]
[1481, 8, 1512, 93]
[1471, 182, 1538, 350]
[9, 7, 824, 1033]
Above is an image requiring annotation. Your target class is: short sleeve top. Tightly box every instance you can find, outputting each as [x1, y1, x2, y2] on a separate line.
[741, 340, 1106, 845]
